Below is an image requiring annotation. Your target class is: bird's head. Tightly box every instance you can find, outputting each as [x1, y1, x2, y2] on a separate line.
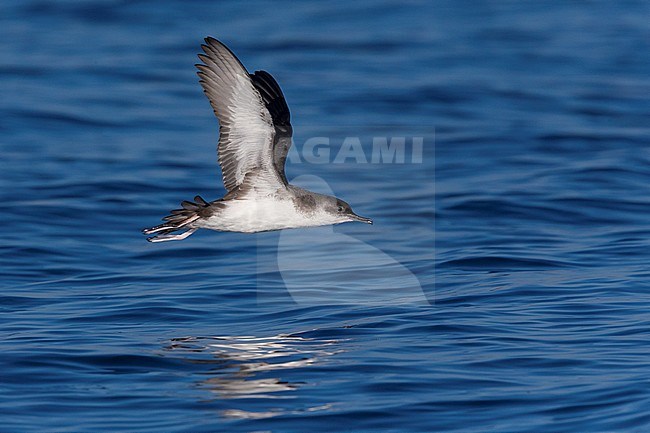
[326, 197, 373, 225]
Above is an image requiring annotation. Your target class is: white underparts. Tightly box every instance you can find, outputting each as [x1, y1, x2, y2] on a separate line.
[196, 197, 342, 233]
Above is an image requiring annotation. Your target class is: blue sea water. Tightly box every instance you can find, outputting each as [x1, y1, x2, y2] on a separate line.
[1, 1, 650, 432]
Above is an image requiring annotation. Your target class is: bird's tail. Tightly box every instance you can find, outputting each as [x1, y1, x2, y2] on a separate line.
[143, 195, 214, 242]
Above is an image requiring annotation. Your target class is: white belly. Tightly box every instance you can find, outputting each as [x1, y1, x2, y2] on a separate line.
[197, 198, 330, 233]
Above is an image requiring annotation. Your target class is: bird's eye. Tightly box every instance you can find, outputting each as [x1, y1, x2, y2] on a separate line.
[337, 206, 344, 212]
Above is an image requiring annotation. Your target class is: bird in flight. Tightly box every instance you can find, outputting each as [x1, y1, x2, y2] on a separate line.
[143, 37, 372, 242]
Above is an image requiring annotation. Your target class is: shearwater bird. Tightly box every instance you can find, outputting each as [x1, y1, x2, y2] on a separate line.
[143, 37, 372, 242]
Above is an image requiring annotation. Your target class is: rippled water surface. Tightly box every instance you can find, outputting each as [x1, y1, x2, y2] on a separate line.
[2, 1, 650, 432]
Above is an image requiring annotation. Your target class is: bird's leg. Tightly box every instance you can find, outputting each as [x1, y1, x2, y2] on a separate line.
[146, 228, 198, 243]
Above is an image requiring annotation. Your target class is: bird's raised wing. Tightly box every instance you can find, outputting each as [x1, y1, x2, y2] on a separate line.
[249, 70, 293, 185]
[196, 37, 290, 195]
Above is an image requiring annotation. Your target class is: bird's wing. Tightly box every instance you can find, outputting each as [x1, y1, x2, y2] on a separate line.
[196, 37, 287, 194]
[249, 70, 293, 185]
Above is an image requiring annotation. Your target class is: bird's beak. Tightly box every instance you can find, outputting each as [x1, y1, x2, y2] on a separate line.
[350, 213, 373, 224]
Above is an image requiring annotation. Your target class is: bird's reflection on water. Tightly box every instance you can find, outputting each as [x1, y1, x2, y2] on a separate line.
[165, 332, 343, 419]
